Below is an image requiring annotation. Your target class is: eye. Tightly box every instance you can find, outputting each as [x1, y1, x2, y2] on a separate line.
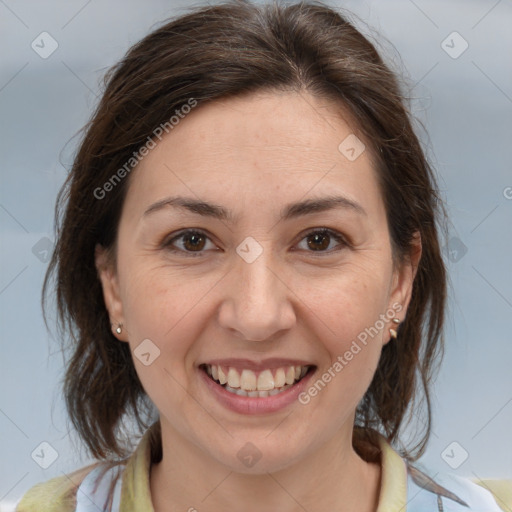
[295, 228, 348, 254]
[164, 229, 217, 257]
[163, 227, 348, 258]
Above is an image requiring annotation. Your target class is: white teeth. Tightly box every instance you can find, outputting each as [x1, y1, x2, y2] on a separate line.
[224, 384, 292, 398]
[257, 369, 274, 391]
[218, 366, 227, 385]
[204, 364, 311, 394]
[227, 368, 240, 388]
[274, 368, 286, 387]
[240, 369, 257, 391]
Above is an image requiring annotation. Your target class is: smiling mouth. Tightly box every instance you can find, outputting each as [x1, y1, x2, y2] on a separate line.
[200, 363, 315, 398]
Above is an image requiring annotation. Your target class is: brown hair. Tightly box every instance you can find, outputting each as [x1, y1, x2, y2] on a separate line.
[43, 0, 447, 462]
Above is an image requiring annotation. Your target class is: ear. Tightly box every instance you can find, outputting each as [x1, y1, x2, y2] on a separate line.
[95, 243, 128, 342]
[384, 231, 422, 345]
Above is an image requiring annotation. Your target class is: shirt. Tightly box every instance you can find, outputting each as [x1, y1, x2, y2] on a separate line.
[15, 423, 511, 511]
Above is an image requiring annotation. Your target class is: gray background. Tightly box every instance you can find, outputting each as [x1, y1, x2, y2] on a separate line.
[1, 0, 511, 509]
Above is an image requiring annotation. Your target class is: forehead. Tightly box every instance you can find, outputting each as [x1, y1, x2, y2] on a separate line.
[121, 90, 383, 223]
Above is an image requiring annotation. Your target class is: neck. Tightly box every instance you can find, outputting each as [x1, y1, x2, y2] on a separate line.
[150, 420, 382, 512]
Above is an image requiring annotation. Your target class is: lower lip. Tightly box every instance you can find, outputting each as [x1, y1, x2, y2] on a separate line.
[199, 366, 315, 415]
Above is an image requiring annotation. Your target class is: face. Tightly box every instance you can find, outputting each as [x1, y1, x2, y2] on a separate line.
[96, 90, 420, 473]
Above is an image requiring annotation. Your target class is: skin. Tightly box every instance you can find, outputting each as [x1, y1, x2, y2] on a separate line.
[96, 90, 421, 512]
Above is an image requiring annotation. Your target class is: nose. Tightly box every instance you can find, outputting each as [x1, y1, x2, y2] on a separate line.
[217, 249, 296, 342]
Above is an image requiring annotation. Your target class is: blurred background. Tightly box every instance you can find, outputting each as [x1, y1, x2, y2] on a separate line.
[1, 0, 511, 509]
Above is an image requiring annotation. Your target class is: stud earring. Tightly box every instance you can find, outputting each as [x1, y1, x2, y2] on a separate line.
[115, 324, 123, 334]
[389, 318, 400, 339]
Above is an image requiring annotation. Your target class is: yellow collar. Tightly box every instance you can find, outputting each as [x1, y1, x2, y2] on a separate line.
[119, 426, 408, 511]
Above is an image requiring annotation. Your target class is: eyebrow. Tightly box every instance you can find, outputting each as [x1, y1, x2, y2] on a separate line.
[142, 194, 367, 222]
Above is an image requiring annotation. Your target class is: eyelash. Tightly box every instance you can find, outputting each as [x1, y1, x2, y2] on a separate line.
[163, 228, 349, 258]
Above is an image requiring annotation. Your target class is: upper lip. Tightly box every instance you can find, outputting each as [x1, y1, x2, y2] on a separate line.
[200, 358, 315, 371]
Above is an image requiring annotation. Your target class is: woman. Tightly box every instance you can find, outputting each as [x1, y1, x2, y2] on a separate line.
[16, 1, 510, 511]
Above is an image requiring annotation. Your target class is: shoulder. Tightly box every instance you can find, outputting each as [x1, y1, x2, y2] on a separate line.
[406, 464, 512, 512]
[14, 423, 158, 512]
[15, 463, 99, 512]
[15, 462, 125, 512]
[473, 480, 512, 512]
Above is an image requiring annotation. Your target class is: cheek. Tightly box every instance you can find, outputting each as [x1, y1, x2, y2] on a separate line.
[119, 266, 207, 410]
[298, 266, 389, 407]
[121, 262, 192, 328]
[302, 265, 390, 345]
[120, 263, 217, 363]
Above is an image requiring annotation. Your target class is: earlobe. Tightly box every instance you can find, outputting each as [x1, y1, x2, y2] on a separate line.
[94, 243, 127, 341]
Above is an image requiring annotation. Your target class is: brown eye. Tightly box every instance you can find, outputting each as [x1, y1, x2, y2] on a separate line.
[181, 232, 206, 251]
[165, 230, 215, 256]
[164, 227, 347, 257]
[306, 231, 330, 251]
[297, 228, 347, 253]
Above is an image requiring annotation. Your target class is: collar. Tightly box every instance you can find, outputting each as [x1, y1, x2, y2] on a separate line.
[119, 424, 409, 511]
